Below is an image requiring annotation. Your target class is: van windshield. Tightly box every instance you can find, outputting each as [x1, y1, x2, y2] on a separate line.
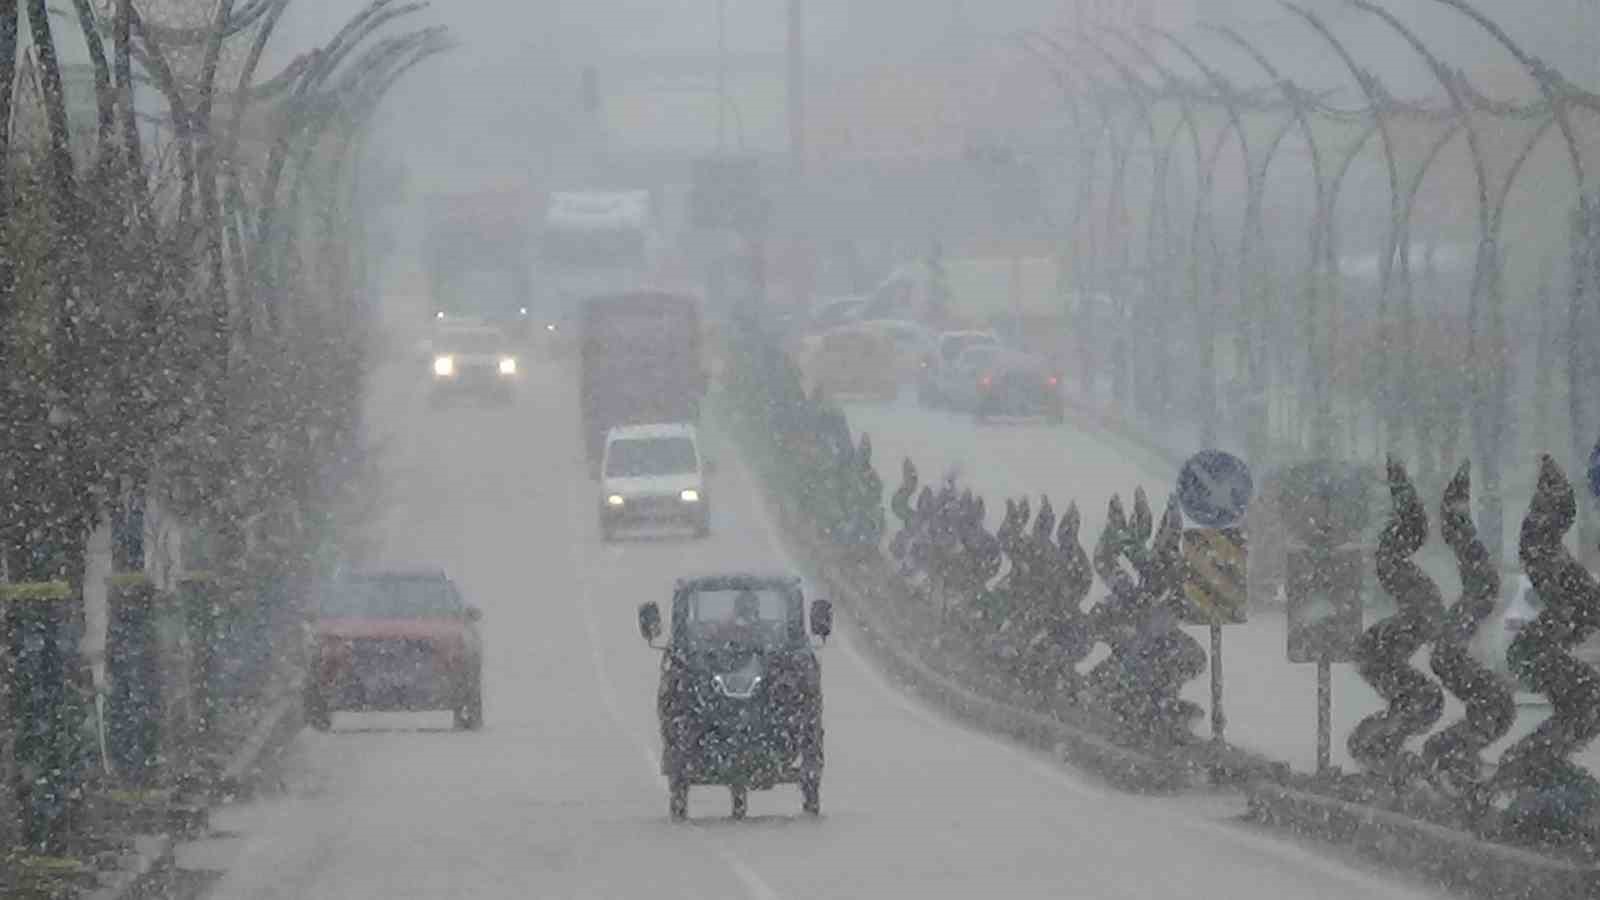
[605, 436, 698, 478]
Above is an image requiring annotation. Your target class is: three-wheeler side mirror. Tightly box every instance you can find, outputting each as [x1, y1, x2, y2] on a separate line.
[810, 598, 833, 641]
[639, 601, 663, 646]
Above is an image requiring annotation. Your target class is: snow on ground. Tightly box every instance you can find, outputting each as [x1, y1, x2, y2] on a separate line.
[845, 396, 1600, 777]
[175, 353, 1450, 899]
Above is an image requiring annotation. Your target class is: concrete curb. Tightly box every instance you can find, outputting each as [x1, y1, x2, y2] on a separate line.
[101, 692, 302, 899]
[714, 386, 1600, 889]
[838, 575, 1196, 792]
[1246, 782, 1600, 900]
[215, 693, 302, 801]
[758, 482, 1200, 793]
[778, 476, 1600, 895]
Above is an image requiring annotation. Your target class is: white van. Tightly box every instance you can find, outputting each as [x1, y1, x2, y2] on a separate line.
[599, 423, 710, 541]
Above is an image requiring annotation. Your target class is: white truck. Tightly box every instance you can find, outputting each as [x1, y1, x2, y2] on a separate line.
[537, 189, 661, 337]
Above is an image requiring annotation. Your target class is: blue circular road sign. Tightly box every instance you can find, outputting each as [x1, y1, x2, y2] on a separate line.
[1178, 450, 1254, 529]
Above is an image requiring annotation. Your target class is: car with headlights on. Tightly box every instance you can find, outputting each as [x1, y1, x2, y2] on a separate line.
[638, 574, 832, 820]
[304, 569, 484, 731]
[599, 423, 711, 540]
[428, 321, 520, 405]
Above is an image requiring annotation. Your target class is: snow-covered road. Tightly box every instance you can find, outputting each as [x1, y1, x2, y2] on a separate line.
[178, 357, 1450, 900]
[845, 398, 1600, 778]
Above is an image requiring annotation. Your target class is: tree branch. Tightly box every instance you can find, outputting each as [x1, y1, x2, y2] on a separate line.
[130, 6, 195, 240]
[193, 0, 238, 346]
[26, 0, 77, 203]
[68, 0, 114, 155]
[222, 0, 292, 311]
[0, 0, 20, 327]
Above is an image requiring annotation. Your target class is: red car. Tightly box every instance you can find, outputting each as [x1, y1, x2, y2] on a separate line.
[304, 569, 484, 731]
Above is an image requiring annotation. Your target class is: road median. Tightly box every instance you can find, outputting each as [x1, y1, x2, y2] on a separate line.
[712, 379, 1600, 899]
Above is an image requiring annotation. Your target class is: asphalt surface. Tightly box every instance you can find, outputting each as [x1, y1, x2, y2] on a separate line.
[177, 353, 1453, 900]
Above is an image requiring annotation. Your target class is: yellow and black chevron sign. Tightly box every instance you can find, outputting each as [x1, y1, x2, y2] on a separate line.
[1182, 527, 1247, 625]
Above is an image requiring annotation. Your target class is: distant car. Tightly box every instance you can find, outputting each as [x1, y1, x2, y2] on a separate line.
[1491, 574, 1600, 691]
[428, 322, 520, 405]
[600, 423, 711, 540]
[918, 330, 1001, 404]
[638, 573, 832, 820]
[798, 325, 900, 402]
[924, 343, 1064, 423]
[305, 569, 484, 731]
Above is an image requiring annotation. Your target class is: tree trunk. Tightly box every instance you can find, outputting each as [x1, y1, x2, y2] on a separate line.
[194, 1, 238, 357]
[68, 0, 115, 156]
[0, 1, 18, 243]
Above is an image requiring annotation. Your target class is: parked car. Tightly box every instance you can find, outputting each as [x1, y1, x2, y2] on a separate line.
[305, 569, 484, 731]
[599, 423, 711, 541]
[798, 325, 900, 402]
[918, 330, 1001, 404]
[638, 573, 832, 821]
[923, 343, 1064, 423]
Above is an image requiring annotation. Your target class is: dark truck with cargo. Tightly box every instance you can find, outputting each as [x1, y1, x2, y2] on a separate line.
[580, 292, 706, 470]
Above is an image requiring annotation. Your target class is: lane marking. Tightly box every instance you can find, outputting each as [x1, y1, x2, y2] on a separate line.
[566, 475, 784, 900]
[733, 440, 1447, 900]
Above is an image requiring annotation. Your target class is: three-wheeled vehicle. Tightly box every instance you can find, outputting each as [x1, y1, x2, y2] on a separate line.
[638, 574, 832, 821]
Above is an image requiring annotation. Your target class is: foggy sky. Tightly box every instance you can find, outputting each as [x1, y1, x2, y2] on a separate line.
[276, 0, 1596, 189]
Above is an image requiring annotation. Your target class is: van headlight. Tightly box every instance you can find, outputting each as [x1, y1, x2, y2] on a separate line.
[433, 355, 455, 377]
[606, 494, 625, 507]
[679, 489, 701, 503]
[498, 356, 517, 375]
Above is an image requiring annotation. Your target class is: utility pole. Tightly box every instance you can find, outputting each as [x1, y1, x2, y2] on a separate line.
[717, 0, 727, 150]
[786, 0, 811, 308]
[786, 0, 805, 179]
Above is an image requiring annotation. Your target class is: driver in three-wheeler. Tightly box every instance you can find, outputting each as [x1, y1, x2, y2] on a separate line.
[637, 573, 832, 821]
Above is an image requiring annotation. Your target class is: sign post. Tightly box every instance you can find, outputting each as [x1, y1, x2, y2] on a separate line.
[1275, 459, 1374, 776]
[1177, 450, 1253, 746]
[1285, 543, 1364, 773]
